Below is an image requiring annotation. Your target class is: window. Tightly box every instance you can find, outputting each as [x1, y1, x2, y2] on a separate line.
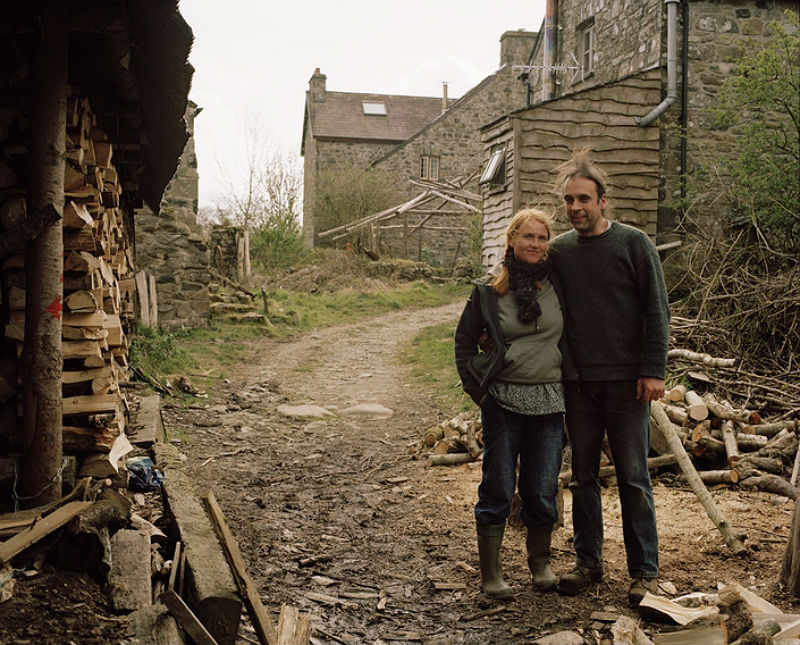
[420, 155, 440, 181]
[362, 101, 387, 115]
[577, 20, 594, 80]
[479, 145, 506, 185]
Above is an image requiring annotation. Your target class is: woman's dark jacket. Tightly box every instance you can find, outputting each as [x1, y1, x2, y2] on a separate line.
[454, 272, 578, 406]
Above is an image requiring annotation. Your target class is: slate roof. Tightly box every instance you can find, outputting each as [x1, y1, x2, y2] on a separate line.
[303, 92, 453, 152]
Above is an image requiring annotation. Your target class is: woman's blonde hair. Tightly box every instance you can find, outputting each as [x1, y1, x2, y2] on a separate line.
[490, 208, 554, 295]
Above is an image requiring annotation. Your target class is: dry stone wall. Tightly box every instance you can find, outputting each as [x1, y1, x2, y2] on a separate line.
[134, 102, 211, 329]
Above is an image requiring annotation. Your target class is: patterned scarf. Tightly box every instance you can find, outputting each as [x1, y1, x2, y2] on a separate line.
[504, 247, 550, 324]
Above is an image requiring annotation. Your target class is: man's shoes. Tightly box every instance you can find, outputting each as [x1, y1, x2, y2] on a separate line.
[628, 577, 659, 607]
[556, 565, 603, 596]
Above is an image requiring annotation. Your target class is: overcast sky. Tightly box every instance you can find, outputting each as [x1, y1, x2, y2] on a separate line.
[178, 1, 546, 208]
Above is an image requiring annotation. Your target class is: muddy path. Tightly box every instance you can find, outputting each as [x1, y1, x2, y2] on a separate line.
[164, 302, 798, 645]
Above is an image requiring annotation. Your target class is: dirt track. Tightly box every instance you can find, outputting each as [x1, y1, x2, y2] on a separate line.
[164, 301, 798, 644]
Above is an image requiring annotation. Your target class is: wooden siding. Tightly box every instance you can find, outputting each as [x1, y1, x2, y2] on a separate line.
[481, 69, 662, 267]
[479, 119, 515, 268]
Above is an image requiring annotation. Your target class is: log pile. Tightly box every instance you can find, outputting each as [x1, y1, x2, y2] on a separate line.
[412, 411, 483, 466]
[1, 90, 136, 479]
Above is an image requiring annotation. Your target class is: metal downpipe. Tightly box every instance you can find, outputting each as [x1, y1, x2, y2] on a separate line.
[637, 0, 680, 126]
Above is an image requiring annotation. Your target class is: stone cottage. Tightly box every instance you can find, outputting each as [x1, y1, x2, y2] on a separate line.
[478, 0, 797, 267]
[301, 30, 539, 251]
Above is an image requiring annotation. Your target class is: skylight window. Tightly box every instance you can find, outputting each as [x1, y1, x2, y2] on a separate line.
[480, 145, 506, 185]
[362, 101, 387, 115]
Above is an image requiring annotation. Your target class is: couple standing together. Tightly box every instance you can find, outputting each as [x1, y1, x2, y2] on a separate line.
[454, 150, 670, 608]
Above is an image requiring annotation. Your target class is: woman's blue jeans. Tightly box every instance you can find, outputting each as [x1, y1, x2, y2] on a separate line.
[565, 380, 659, 578]
[475, 396, 564, 529]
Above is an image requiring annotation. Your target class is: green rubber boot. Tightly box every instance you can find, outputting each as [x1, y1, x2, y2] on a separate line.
[476, 522, 514, 599]
[526, 525, 558, 591]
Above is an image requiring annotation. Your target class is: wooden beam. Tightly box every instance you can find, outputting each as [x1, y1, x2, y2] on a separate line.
[204, 489, 279, 645]
[0, 501, 91, 565]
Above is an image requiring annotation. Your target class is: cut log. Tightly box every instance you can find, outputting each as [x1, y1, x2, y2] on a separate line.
[64, 289, 99, 313]
[679, 469, 740, 486]
[684, 391, 709, 421]
[639, 591, 720, 625]
[666, 384, 687, 403]
[721, 420, 740, 465]
[663, 404, 689, 426]
[78, 433, 132, 477]
[63, 393, 119, 415]
[667, 349, 737, 367]
[738, 475, 796, 500]
[62, 200, 93, 229]
[703, 393, 759, 425]
[127, 394, 165, 446]
[63, 425, 119, 453]
[651, 402, 747, 555]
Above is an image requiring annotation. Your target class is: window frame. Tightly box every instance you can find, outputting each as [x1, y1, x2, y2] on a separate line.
[577, 19, 595, 81]
[362, 101, 387, 116]
[479, 145, 506, 186]
[419, 155, 440, 181]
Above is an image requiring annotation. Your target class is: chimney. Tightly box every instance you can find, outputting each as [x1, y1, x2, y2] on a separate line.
[309, 68, 326, 102]
[441, 81, 448, 113]
[499, 29, 539, 67]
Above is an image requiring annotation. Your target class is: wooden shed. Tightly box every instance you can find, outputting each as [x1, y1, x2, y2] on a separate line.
[0, 1, 193, 508]
[479, 68, 662, 267]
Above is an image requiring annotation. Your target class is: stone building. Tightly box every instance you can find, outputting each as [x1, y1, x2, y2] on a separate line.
[301, 71, 449, 246]
[134, 101, 212, 329]
[301, 30, 539, 253]
[478, 0, 797, 267]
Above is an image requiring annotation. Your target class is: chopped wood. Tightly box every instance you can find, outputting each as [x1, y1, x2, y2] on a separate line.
[651, 402, 747, 555]
[639, 591, 720, 625]
[65, 289, 99, 313]
[63, 393, 119, 415]
[162, 589, 219, 645]
[685, 390, 709, 421]
[0, 500, 92, 565]
[717, 582, 784, 614]
[721, 420, 740, 465]
[679, 469, 740, 486]
[651, 624, 726, 645]
[276, 604, 311, 645]
[666, 384, 687, 402]
[203, 489, 278, 645]
[78, 433, 132, 477]
[168, 541, 182, 590]
[63, 201, 93, 229]
[663, 404, 689, 426]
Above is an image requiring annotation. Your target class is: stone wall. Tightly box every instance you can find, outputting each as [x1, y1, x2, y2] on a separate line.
[134, 101, 211, 329]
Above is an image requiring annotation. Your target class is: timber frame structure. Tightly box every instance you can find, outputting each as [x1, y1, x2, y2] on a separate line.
[0, 1, 193, 509]
[316, 174, 481, 267]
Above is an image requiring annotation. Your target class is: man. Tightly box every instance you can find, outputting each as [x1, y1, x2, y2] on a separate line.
[548, 150, 670, 607]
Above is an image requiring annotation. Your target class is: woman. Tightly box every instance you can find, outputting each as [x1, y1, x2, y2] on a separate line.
[454, 208, 575, 599]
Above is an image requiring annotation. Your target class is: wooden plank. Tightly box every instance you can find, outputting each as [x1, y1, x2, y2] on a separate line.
[0, 500, 92, 565]
[162, 589, 218, 645]
[204, 489, 278, 645]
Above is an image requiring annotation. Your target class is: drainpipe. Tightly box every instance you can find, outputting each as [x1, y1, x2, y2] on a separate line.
[442, 81, 448, 114]
[542, 0, 558, 101]
[637, 0, 680, 126]
[680, 0, 689, 203]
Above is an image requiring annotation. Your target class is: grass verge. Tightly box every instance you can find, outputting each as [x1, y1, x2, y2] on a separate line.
[400, 321, 473, 418]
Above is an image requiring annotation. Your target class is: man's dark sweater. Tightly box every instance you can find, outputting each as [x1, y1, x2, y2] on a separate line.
[549, 221, 670, 382]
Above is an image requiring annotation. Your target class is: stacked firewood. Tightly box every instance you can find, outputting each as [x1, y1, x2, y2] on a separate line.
[1, 91, 136, 478]
[651, 384, 798, 498]
[413, 411, 483, 466]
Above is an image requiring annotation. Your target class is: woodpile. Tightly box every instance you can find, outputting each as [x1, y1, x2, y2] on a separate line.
[1, 90, 136, 480]
[413, 411, 483, 466]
